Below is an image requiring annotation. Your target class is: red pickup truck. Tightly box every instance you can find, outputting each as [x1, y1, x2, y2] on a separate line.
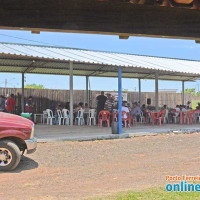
[0, 112, 37, 171]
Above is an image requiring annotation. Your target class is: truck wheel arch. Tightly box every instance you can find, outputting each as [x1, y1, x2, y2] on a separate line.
[0, 137, 27, 152]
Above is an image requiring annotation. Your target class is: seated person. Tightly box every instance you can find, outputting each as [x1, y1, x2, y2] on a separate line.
[25, 96, 35, 122]
[74, 102, 84, 122]
[181, 105, 187, 112]
[84, 103, 90, 113]
[127, 103, 132, 112]
[0, 95, 5, 112]
[141, 104, 147, 115]
[131, 102, 141, 121]
[122, 102, 129, 119]
[161, 105, 168, 113]
[84, 103, 90, 124]
[196, 103, 200, 110]
[65, 102, 70, 110]
[174, 105, 180, 117]
[54, 104, 62, 124]
[76, 102, 84, 113]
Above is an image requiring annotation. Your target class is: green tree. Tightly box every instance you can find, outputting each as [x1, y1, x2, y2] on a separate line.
[113, 88, 129, 92]
[184, 88, 196, 96]
[25, 84, 45, 89]
[122, 88, 128, 92]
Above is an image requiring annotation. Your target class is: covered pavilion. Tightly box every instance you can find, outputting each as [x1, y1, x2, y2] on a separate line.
[1, 42, 200, 134]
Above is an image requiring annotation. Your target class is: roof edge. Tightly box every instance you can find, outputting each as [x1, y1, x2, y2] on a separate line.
[1, 41, 200, 63]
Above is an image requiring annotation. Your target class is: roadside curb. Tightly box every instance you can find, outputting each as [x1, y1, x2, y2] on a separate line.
[128, 128, 200, 137]
[36, 133, 130, 143]
[35, 128, 200, 143]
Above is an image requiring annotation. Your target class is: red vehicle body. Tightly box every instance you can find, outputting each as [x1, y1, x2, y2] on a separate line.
[0, 112, 37, 171]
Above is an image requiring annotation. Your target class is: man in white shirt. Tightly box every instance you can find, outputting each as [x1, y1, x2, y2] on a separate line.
[181, 105, 187, 112]
[175, 105, 180, 117]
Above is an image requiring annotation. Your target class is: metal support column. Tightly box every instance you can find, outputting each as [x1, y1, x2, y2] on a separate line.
[118, 67, 122, 134]
[69, 61, 74, 126]
[155, 72, 159, 111]
[21, 73, 25, 113]
[86, 76, 89, 105]
[182, 80, 185, 105]
[138, 78, 141, 105]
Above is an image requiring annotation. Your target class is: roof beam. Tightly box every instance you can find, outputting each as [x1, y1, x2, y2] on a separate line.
[87, 65, 107, 76]
[0, 69, 195, 81]
[23, 60, 36, 73]
[0, 62, 199, 80]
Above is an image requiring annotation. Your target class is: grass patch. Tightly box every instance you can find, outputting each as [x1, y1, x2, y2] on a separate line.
[91, 187, 200, 200]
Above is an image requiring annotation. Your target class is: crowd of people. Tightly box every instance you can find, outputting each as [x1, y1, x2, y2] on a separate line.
[96, 92, 200, 125]
[0, 94, 16, 113]
[50, 101, 90, 125]
[2, 91, 200, 125]
[0, 94, 36, 121]
[96, 91, 144, 123]
[46, 91, 145, 125]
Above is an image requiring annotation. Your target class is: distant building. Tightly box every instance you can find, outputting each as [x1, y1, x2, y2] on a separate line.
[159, 89, 178, 93]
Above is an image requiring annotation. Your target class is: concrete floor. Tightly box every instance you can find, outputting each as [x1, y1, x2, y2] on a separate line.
[34, 123, 200, 142]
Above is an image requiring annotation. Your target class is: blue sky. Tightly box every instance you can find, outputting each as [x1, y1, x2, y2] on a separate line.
[0, 29, 200, 92]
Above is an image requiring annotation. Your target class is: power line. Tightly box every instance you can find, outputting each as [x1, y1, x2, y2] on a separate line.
[0, 33, 52, 46]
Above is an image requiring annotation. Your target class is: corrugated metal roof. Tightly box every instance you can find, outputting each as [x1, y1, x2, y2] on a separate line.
[0, 42, 200, 81]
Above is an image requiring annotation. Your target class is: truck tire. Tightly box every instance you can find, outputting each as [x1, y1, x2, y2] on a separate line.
[0, 140, 21, 171]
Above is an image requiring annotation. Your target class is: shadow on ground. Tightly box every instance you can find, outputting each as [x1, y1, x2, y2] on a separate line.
[14, 156, 38, 173]
[0, 156, 38, 173]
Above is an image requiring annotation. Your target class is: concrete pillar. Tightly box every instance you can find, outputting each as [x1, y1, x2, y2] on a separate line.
[155, 72, 159, 111]
[182, 81, 185, 105]
[21, 73, 25, 113]
[138, 78, 141, 105]
[86, 76, 89, 105]
[69, 61, 74, 126]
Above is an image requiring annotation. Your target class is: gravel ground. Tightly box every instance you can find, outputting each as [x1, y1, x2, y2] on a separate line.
[1, 133, 200, 200]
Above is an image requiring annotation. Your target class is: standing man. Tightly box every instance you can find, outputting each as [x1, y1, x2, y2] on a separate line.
[6, 94, 16, 114]
[104, 93, 114, 113]
[104, 93, 114, 125]
[96, 91, 107, 123]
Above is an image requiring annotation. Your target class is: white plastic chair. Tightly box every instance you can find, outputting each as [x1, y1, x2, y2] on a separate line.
[88, 109, 96, 126]
[43, 110, 48, 124]
[75, 109, 85, 125]
[62, 109, 70, 125]
[57, 109, 63, 125]
[139, 111, 145, 124]
[46, 109, 55, 125]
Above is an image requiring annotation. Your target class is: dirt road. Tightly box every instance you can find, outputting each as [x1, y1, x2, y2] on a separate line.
[1, 133, 200, 200]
